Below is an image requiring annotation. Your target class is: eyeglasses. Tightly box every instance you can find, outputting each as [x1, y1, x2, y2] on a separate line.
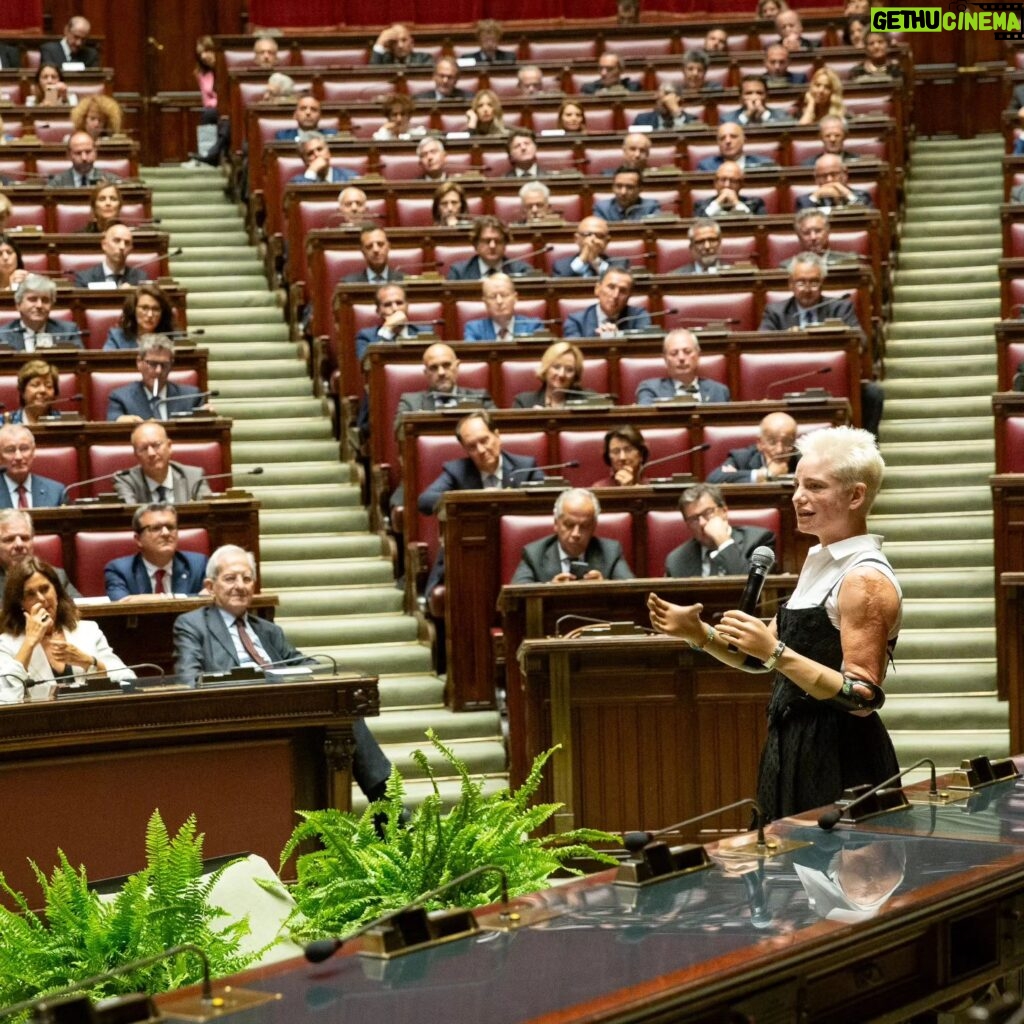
[0, 445, 32, 456]
[140, 359, 172, 371]
[139, 523, 177, 534]
[683, 506, 721, 528]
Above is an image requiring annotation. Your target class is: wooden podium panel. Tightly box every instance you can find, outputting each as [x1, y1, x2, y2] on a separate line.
[0, 674, 377, 897]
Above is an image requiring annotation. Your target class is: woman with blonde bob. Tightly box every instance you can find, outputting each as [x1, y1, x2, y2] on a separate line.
[513, 341, 593, 409]
[465, 88, 509, 137]
[797, 67, 846, 124]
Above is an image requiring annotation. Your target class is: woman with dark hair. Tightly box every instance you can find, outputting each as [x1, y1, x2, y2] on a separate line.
[104, 283, 175, 350]
[84, 181, 123, 234]
[842, 15, 869, 47]
[592, 426, 649, 487]
[556, 99, 587, 134]
[513, 341, 593, 409]
[849, 31, 902, 80]
[27, 64, 76, 107]
[0, 235, 26, 291]
[432, 181, 470, 226]
[10, 360, 59, 425]
[373, 93, 425, 141]
[0, 558, 134, 683]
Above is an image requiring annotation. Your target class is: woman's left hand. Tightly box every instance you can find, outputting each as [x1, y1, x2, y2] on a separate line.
[715, 611, 776, 661]
[47, 637, 93, 669]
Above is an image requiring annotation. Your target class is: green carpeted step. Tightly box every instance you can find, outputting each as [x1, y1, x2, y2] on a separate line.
[233, 439, 340, 463]
[352, 775, 509, 815]
[897, 249, 1001, 271]
[879, 540, 993, 568]
[904, 179, 1001, 195]
[233, 420, 333, 443]
[172, 246, 261, 262]
[890, 301, 998, 321]
[274, 587, 404, 617]
[303, 642, 433, 675]
[884, 336, 996, 359]
[881, 376, 995, 399]
[883, 355, 996, 379]
[235, 462, 350, 487]
[197, 324, 292, 343]
[257, 510, 367, 534]
[259, 558, 394, 589]
[378, 673, 447, 709]
[899, 599, 993, 630]
[881, 659, 997, 696]
[174, 263, 265, 279]
[248, 482, 360, 507]
[204, 345, 307, 366]
[187, 307, 283, 326]
[275, 613, 419, 647]
[366, 709, 502, 745]
[885, 731, 1009, 766]
[378, 738, 508, 779]
[214, 376, 310, 397]
[871, 485, 991, 514]
[215, 397, 328, 419]
[207, 359, 307, 379]
[881, 462, 991, 487]
[871, 511, 992, 540]
[187, 290, 278, 309]
[893, 628, 994, 660]
[893, 267, 997, 286]
[882, 395, 992, 419]
[879, 417, 993, 442]
[261, 532, 385, 560]
[885, 317, 997, 339]
[152, 188, 232, 205]
[881, 695, 1007, 730]
[903, 204, 1000, 222]
[159, 215, 244, 232]
[899, 235, 996, 253]
[879, 439, 994, 465]
[898, 566, 993, 598]
[893, 282, 999, 303]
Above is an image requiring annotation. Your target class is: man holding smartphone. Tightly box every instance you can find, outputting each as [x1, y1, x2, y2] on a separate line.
[511, 488, 635, 583]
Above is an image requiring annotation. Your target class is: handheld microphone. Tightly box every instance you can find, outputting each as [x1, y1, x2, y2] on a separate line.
[643, 441, 710, 476]
[508, 459, 579, 483]
[764, 365, 832, 399]
[817, 758, 939, 830]
[189, 466, 264, 500]
[726, 546, 775, 652]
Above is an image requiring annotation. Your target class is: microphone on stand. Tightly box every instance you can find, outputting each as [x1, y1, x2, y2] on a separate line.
[508, 459, 580, 484]
[617, 307, 675, 332]
[764, 365, 832, 399]
[643, 441, 710, 477]
[558, 387, 617, 402]
[38, 392, 83, 420]
[505, 244, 553, 275]
[125, 247, 183, 275]
[818, 758, 939, 830]
[791, 292, 852, 325]
[163, 328, 206, 341]
[671, 315, 741, 329]
[64, 471, 126, 502]
[158, 389, 219, 418]
[189, 466, 264, 500]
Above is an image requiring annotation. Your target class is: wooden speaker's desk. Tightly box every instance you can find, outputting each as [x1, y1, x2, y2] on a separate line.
[0, 673, 378, 897]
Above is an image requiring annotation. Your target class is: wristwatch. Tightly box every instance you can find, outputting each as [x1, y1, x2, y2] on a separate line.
[762, 640, 786, 671]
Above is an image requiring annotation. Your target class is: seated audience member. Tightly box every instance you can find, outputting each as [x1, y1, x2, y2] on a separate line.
[289, 132, 357, 185]
[591, 426, 648, 487]
[635, 330, 731, 405]
[173, 545, 392, 801]
[673, 218, 725, 274]
[0, 197, 14, 234]
[464, 273, 545, 340]
[355, 284, 422, 360]
[757, 0, 788, 16]
[447, 217, 532, 280]
[262, 71, 298, 103]
[800, 115, 860, 167]
[47, 130, 121, 188]
[465, 19, 516, 63]
[564, 268, 650, 337]
[593, 167, 662, 222]
[274, 96, 336, 142]
[0, 275, 83, 350]
[693, 162, 767, 218]
[41, 16, 99, 68]
[343, 225, 405, 284]
[74, 222, 148, 287]
[417, 135, 449, 181]
[703, 27, 729, 53]
[796, 68, 846, 124]
[632, 83, 695, 130]
[796, 155, 872, 211]
[0, 235, 26, 291]
[107, 334, 204, 421]
[696, 123, 777, 172]
[552, 217, 628, 278]
[465, 89, 509, 138]
[721, 76, 793, 126]
[513, 341, 593, 409]
[680, 49, 723, 93]
[582, 53, 641, 94]
[113, 421, 212, 504]
[506, 128, 544, 178]
[517, 65, 545, 96]
[0, 424, 68, 507]
[557, 99, 587, 133]
[0, 558, 135, 684]
[850, 31, 902, 80]
[371, 23, 433, 65]
[618, 0, 640, 22]
[843, 15, 869, 47]
[613, 133, 654, 174]
[518, 181, 557, 223]
[373, 93, 425, 141]
[0, 510, 79, 596]
[762, 43, 808, 87]
[781, 208, 858, 269]
[105, 283, 175, 350]
[664, 484, 776, 577]
[72, 95, 123, 139]
[0, 42, 18, 70]
[416, 57, 469, 102]
[251, 33, 280, 70]
[84, 182, 124, 234]
[511, 488, 635, 583]
[29, 63, 77, 107]
[708, 411, 800, 483]
[336, 186, 368, 226]
[759, 252, 883, 435]
[11, 360, 59, 426]
[105, 502, 207, 601]
[418, 410, 542, 517]
[394, 343, 495, 432]
[433, 181, 470, 226]
[776, 8, 819, 50]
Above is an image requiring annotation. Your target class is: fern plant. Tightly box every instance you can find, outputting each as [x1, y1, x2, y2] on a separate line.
[0, 810, 261, 1010]
[276, 729, 620, 941]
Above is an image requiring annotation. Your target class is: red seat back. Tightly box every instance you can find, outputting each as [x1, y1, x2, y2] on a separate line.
[645, 506, 781, 576]
[33, 534, 63, 568]
[663, 291, 757, 332]
[89, 370, 199, 421]
[1004, 418, 1024, 472]
[558, 426, 691, 488]
[736, 349, 850, 401]
[75, 528, 210, 596]
[32, 446, 78, 487]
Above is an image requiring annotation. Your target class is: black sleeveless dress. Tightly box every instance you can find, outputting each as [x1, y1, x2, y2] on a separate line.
[755, 559, 899, 822]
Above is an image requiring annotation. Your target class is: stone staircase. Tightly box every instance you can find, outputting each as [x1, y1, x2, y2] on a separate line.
[142, 163, 507, 809]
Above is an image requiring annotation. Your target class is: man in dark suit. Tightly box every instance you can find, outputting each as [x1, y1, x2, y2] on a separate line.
[288, 133, 358, 185]
[446, 217, 533, 280]
[593, 167, 663, 223]
[173, 544, 392, 801]
[511, 488, 635, 583]
[707, 412, 800, 484]
[107, 335, 205, 421]
[779, 209, 858, 271]
[342, 225, 406, 285]
[632, 83, 695, 130]
[370, 23, 433, 65]
[794, 155, 872, 212]
[635, 329, 731, 405]
[47, 131, 121, 188]
[74, 223, 149, 288]
[664, 484, 776, 577]
[40, 17, 99, 68]
[506, 129, 547, 179]
[336, 186, 369, 227]
[672, 218, 724, 275]
[799, 115, 863, 167]
[775, 9, 820, 50]
[414, 57, 470, 101]
[394, 343, 495, 435]
[0, 42, 21, 69]
[113, 422, 212, 504]
[105, 502, 207, 601]
[0, 510, 79, 596]
[563, 267, 651, 338]
[463, 19, 516, 63]
[273, 96, 338, 142]
[681, 49, 724, 95]
[693, 161, 767, 218]
[0, 275, 83, 351]
[0, 425, 67, 508]
[355, 284, 422, 361]
[463, 273, 545, 341]
[581, 54, 641, 94]
[720, 76, 794, 126]
[552, 216, 629, 278]
[763, 43, 808, 87]
[696, 123, 777, 173]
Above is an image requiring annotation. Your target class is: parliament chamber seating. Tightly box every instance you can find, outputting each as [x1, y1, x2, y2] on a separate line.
[87, 369, 200, 419]
[87, 440, 224, 494]
[74, 528, 211, 597]
[558, 426, 690, 488]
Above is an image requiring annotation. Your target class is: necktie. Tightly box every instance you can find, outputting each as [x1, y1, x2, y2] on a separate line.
[562, 557, 572, 576]
[154, 568, 166, 594]
[701, 550, 711, 577]
[235, 617, 268, 666]
[498, 327, 512, 341]
[16, 484, 27, 509]
[156, 485, 168, 502]
[484, 473, 500, 489]
[24, 332, 35, 352]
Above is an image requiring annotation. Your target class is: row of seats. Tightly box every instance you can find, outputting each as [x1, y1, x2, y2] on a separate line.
[0, 69, 111, 100]
[0, 184, 152, 232]
[0, 239, 169, 278]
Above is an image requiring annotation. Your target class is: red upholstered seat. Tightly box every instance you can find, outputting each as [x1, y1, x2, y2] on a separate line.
[1011, 223, 1024, 258]
[844, 95, 892, 117]
[488, 73, 561, 98]
[54, 203, 91, 232]
[224, 48, 293, 69]
[497, 357, 609, 406]
[85, 442, 222, 497]
[645, 506, 782, 576]
[380, 153, 432, 181]
[33, 120, 74, 144]
[605, 36, 675, 57]
[736, 350, 850, 402]
[32, 446, 78, 487]
[765, 229, 869, 268]
[662, 291, 757, 332]
[528, 39, 598, 60]
[0, 373, 75, 412]
[33, 534, 63, 567]
[499, 511, 633, 583]
[351, 300, 444, 333]
[299, 47, 369, 66]
[167, 442, 225, 489]
[88, 370, 199, 422]
[433, 243, 477, 277]
[75, 528, 210, 597]
[8, 203, 45, 229]
[558, 426, 691, 488]
[37, 158, 133, 180]
[655, 234, 757, 273]
[619, 356, 665, 401]
[321, 78, 393, 102]
[1004, 418, 1024, 473]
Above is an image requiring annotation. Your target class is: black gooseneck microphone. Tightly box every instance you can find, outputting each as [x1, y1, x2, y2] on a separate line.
[764, 365, 833, 399]
[623, 797, 767, 854]
[189, 466, 264, 501]
[643, 442, 710, 475]
[508, 459, 580, 482]
[817, 757, 939, 830]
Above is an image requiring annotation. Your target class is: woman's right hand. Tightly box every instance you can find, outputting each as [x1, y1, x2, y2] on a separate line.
[25, 605, 52, 645]
[465, 108, 478, 130]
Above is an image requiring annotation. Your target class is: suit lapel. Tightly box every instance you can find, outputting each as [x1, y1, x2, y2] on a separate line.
[131, 555, 151, 594]
[205, 606, 238, 665]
